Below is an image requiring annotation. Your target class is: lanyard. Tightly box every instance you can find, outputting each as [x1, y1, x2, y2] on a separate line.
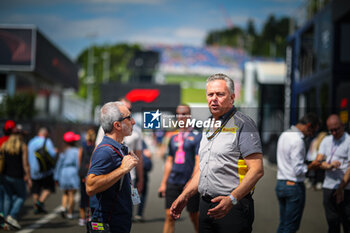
[327, 141, 338, 163]
[94, 144, 124, 158]
[177, 131, 189, 151]
[205, 109, 236, 140]
[178, 132, 184, 151]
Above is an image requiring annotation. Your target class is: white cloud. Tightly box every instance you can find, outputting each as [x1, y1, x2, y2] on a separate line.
[129, 27, 207, 46]
[265, 0, 303, 3]
[62, 18, 125, 39]
[230, 15, 251, 26]
[1, 13, 130, 58]
[261, 6, 300, 16]
[2, 12, 209, 57]
[3, 0, 165, 6]
[85, 0, 164, 4]
[174, 28, 206, 39]
[4, 14, 125, 40]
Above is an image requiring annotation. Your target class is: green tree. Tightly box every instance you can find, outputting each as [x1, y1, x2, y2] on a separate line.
[0, 93, 36, 120]
[205, 14, 291, 58]
[76, 43, 141, 107]
[247, 18, 257, 37]
[205, 27, 245, 48]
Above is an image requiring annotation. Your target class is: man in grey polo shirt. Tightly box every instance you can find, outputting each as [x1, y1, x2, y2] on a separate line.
[170, 73, 264, 233]
[310, 114, 350, 233]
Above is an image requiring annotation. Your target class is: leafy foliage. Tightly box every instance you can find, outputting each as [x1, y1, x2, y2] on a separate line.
[0, 93, 36, 120]
[205, 15, 291, 58]
[76, 43, 141, 107]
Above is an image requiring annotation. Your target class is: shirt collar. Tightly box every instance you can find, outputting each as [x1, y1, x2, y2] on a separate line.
[290, 125, 304, 139]
[212, 106, 236, 122]
[333, 133, 346, 144]
[102, 136, 128, 155]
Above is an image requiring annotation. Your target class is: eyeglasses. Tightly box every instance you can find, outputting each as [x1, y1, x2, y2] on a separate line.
[176, 112, 191, 116]
[119, 115, 132, 121]
[328, 127, 340, 134]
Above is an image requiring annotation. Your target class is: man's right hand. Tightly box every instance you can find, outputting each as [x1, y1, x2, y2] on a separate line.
[120, 152, 139, 173]
[158, 183, 166, 198]
[170, 194, 188, 220]
[308, 160, 322, 169]
[330, 160, 341, 169]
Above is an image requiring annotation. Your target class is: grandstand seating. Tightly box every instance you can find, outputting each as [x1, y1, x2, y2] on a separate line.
[145, 44, 250, 76]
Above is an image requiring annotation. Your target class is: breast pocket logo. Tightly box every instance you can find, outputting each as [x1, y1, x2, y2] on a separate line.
[143, 109, 161, 129]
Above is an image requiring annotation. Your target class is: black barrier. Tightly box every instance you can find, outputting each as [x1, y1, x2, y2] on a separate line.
[100, 83, 181, 112]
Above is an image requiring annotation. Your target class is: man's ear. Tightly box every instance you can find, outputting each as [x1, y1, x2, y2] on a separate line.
[230, 93, 235, 104]
[306, 122, 314, 132]
[114, 121, 122, 130]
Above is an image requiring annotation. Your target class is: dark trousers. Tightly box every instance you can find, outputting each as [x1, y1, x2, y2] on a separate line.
[137, 172, 149, 217]
[80, 179, 88, 209]
[275, 180, 305, 233]
[323, 188, 350, 233]
[306, 166, 325, 185]
[199, 194, 254, 233]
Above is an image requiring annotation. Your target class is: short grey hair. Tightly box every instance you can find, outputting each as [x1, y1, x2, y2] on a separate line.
[100, 101, 124, 133]
[206, 73, 235, 95]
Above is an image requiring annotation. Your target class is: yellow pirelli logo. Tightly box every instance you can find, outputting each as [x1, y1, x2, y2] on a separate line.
[238, 159, 248, 182]
[238, 159, 255, 192]
[222, 127, 237, 133]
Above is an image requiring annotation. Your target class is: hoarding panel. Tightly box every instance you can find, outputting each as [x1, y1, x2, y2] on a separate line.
[0, 27, 34, 71]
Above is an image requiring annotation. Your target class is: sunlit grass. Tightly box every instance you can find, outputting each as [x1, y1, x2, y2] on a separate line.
[182, 88, 206, 103]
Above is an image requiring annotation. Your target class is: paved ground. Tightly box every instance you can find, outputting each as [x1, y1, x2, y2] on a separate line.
[11, 156, 328, 233]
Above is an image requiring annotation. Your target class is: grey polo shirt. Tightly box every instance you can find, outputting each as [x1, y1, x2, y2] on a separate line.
[198, 109, 262, 197]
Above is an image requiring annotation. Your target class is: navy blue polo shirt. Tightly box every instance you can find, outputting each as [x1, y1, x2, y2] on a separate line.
[88, 136, 132, 233]
[167, 130, 202, 185]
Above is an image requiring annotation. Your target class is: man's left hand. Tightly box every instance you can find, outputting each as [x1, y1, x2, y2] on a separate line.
[334, 187, 344, 204]
[207, 196, 233, 219]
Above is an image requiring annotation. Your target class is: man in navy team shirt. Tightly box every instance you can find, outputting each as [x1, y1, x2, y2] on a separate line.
[158, 104, 202, 233]
[86, 101, 139, 233]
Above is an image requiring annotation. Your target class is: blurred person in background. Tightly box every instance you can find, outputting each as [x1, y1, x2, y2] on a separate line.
[276, 113, 320, 233]
[157, 130, 178, 160]
[309, 114, 350, 233]
[154, 129, 165, 147]
[0, 121, 16, 146]
[0, 120, 16, 228]
[96, 97, 143, 193]
[0, 126, 31, 230]
[55, 131, 81, 219]
[28, 127, 57, 214]
[158, 104, 201, 233]
[134, 140, 153, 222]
[78, 128, 96, 226]
[305, 131, 327, 190]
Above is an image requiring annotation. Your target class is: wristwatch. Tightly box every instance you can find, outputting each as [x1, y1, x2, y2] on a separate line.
[229, 194, 238, 205]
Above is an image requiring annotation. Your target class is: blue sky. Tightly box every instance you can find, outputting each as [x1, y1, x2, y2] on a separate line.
[0, 0, 304, 60]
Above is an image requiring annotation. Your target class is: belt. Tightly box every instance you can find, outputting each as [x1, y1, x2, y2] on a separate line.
[279, 180, 304, 185]
[201, 192, 253, 203]
[201, 194, 214, 202]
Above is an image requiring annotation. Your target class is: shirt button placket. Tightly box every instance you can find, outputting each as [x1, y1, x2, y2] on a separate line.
[204, 141, 213, 194]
